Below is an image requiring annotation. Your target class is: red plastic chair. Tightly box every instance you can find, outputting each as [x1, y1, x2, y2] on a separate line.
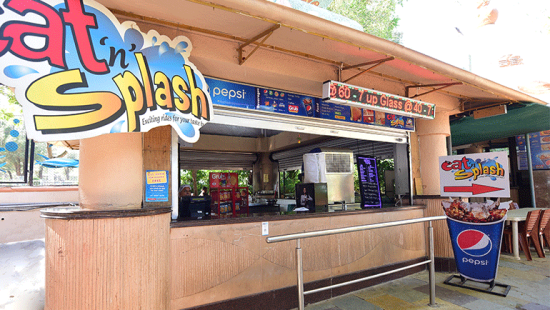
[538, 209, 550, 252]
[503, 210, 544, 261]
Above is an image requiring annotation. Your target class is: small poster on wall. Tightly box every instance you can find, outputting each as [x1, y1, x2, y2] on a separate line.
[145, 170, 169, 202]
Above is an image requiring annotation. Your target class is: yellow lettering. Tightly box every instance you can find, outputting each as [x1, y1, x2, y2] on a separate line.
[113, 71, 144, 132]
[135, 53, 154, 108]
[496, 163, 504, 176]
[27, 69, 122, 132]
[154, 71, 173, 109]
[184, 65, 210, 120]
[172, 75, 190, 113]
[471, 167, 481, 181]
[454, 170, 472, 180]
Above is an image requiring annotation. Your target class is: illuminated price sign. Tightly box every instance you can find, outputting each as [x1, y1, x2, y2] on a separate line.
[322, 80, 436, 119]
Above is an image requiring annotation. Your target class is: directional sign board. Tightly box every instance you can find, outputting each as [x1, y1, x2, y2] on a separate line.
[439, 152, 510, 198]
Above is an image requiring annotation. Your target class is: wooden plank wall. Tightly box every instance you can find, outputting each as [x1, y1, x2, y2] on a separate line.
[143, 126, 172, 208]
[44, 213, 171, 310]
[170, 209, 427, 309]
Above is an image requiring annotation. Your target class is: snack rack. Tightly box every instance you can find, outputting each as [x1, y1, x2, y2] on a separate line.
[209, 172, 249, 218]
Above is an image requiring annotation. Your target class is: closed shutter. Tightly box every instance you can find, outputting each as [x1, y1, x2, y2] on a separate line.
[179, 151, 257, 170]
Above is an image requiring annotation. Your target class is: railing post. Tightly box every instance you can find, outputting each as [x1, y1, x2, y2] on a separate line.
[296, 239, 305, 310]
[428, 221, 436, 306]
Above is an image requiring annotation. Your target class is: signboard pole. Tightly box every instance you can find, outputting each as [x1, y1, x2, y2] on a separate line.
[525, 134, 537, 208]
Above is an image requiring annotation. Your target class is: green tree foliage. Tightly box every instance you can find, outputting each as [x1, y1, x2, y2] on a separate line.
[279, 170, 301, 198]
[327, 0, 404, 43]
[354, 158, 394, 197]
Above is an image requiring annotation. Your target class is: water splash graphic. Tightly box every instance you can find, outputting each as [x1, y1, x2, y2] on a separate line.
[4, 65, 39, 78]
[5, 142, 18, 152]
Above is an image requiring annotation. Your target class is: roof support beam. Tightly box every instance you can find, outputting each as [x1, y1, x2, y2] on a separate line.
[405, 82, 463, 99]
[341, 57, 394, 83]
[237, 24, 281, 65]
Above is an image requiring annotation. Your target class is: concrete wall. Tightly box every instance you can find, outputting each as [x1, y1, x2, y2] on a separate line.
[0, 187, 78, 204]
[0, 209, 45, 243]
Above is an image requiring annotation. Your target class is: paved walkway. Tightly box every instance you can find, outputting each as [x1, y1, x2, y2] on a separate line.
[305, 253, 550, 310]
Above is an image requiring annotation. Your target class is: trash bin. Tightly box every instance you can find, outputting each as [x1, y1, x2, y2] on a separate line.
[446, 216, 506, 282]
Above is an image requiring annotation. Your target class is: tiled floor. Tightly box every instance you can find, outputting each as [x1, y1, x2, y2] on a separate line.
[305, 253, 550, 310]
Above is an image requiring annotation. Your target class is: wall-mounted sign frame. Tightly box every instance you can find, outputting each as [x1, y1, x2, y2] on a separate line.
[439, 152, 510, 198]
[0, 0, 212, 143]
[207, 77, 415, 131]
[145, 170, 169, 202]
[322, 80, 436, 119]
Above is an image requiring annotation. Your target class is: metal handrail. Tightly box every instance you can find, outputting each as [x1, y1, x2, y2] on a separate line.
[266, 215, 447, 310]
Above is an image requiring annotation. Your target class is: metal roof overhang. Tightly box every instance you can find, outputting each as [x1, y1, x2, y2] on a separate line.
[97, 0, 548, 108]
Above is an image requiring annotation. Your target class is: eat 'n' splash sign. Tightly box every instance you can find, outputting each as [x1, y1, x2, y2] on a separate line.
[0, 0, 212, 143]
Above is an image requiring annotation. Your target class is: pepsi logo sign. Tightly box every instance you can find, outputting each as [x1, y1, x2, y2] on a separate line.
[457, 229, 492, 257]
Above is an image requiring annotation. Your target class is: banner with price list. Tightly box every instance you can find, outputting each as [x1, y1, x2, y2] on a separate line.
[322, 80, 436, 119]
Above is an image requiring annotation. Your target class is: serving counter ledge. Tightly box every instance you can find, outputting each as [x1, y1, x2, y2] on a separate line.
[170, 205, 426, 228]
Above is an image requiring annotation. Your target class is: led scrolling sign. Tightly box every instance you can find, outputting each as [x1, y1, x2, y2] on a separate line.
[322, 80, 436, 119]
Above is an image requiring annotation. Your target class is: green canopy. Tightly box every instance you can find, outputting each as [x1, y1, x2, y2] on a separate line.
[450, 103, 550, 146]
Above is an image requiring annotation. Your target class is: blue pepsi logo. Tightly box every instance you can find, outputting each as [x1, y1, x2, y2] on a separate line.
[457, 229, 492, 257]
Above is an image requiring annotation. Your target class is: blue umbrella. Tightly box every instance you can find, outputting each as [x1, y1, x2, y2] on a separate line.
[35, 154, 79, 168]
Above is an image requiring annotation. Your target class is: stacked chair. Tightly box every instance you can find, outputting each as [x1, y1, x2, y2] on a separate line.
[503, 210, 544, 261]
[538, 209, 550, 252]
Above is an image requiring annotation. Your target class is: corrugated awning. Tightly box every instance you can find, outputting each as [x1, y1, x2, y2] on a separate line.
[179, 150, 257, 170]
[450, 103, 550, 146]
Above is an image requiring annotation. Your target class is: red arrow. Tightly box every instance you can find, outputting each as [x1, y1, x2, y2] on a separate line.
[444, 184, 503, 195]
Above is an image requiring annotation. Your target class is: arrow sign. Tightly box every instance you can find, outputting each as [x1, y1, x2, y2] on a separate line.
[444, 184, 504, 195]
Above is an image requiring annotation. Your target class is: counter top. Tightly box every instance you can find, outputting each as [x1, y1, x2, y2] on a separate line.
[171, 205, 427, 228]
[40, 207, 172, 220]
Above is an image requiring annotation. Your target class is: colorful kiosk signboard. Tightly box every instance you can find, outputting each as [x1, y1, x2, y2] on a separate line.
[322, 80, 436, 120]
[206, 77, 416, 131]
[0, 0, 212, 143]
[438, 152, 510, 198]
[439, 152, 511, 295]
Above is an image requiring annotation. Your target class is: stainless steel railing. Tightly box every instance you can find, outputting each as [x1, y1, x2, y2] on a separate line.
[266, 215, 447, 310]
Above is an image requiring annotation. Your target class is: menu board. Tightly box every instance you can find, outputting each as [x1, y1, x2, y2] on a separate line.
[316, 101, 415, 130]
[204, 77, 414, 131]
[516, 130, 550, 170]
[256, 88, 316, 117]
[322, 80, 435, 119]
[356, 155, 382, 208]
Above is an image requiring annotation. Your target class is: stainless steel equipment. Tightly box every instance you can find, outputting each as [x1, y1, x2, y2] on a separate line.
[303, 149, 354, 204]
[253, 190, 277, 204]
